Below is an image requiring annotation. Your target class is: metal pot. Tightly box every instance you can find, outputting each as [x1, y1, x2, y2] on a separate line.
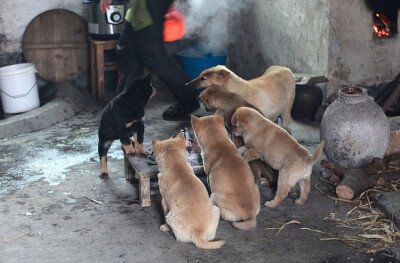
[291, 84, 323, 122]
[83, 0, 128, 40]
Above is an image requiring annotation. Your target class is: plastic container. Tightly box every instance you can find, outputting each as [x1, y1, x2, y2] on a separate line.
[0, 63, 40, 114]
[176, 47, 227, 79]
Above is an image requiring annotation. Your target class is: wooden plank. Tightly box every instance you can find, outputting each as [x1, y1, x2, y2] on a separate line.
[124, 155, 135, 180]
[22, 9, 89, 82]
[293, 73, 329, 85]
[383, 84, 400, 111]
[90, 40, 97, 98]
[22, 43, 89, 49]
[126, 154, 205, 178]
[95, 43, 105, 103]
[126, 146, 205, 207]
[139, 174, 151, 207]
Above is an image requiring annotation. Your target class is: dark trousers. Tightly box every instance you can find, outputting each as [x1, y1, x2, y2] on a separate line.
[116, 2, 198, 106]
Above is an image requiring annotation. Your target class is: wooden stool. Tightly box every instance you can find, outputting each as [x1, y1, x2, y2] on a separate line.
[89, 39, 119, 103]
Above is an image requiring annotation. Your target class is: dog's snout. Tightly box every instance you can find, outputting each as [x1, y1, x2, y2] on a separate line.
[185, 79, 195, 87]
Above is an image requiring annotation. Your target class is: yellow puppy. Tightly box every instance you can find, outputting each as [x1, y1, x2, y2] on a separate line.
[231, 107, 325, 208]
[191, 110, 260, 229]
[187, 65, 295, 133]
[199, 85, 278, 186]
[199, 85, 259, 129]
[152, 133, 224, 249]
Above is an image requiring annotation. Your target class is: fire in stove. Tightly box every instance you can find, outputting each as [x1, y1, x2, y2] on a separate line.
[373, 12, 397, 37]
[365, 0, 399, 38]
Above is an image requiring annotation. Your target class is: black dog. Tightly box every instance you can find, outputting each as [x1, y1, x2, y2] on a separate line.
[98, 74, 156, 178]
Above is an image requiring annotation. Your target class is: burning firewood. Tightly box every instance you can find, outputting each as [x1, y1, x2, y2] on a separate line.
[321, 154, 400, 200]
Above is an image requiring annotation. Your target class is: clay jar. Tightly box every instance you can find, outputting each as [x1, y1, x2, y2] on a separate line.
[320, 86, 390, 168]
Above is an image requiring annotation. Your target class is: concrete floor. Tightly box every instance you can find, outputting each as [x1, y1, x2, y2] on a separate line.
[1, 83, 399, 263]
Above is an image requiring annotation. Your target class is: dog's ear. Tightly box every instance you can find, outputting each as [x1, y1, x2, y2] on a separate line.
[176, 132, 185, 141]
[199, 91, 205, 100]
[215, 109, 223, 117]
[232, 114, 241, 129]
[217, 69, 230, 78]
[152, 138, 159, 149]
[176, 133, 186, 148]
[143, 73, 152, 84]
[191, 115, 199, 125]
[231, 114, 237, 126]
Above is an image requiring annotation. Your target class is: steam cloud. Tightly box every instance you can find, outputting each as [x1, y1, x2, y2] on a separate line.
[175, 0, 249, 53]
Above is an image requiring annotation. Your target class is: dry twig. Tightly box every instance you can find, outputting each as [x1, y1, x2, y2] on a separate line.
[265, 220, 301, 236]
[315, 179, 400, 252]
[85, 196, 104, 205]
[4, 232, 32, 242]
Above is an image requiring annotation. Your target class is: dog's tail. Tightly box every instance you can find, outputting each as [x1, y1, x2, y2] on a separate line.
[308, 140, 325, 164]
[232, 217, 257, 230]
[194, 238, 225, 250]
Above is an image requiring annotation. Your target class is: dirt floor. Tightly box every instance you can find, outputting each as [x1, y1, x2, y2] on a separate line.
[1, 84, 399, 263]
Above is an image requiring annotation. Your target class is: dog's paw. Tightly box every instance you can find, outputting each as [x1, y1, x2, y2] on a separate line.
[100, 173, 109, 180]
[260, 178, 271, 187]
[160, 224, 171, 232]
[126, 152, 136, 157]
[237, 146, 248, 156]
[136, 151, 147, 157]
[264, 200, 278, 208]
[295, 198, 305, 205]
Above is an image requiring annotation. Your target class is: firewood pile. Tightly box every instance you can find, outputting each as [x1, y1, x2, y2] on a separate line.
[316, 130, 400, 252]
[321, 154, 400, 200]
[321, 130, 400, 200]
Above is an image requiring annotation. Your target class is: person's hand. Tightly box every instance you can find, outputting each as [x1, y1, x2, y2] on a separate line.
[99, 0, 112, 13]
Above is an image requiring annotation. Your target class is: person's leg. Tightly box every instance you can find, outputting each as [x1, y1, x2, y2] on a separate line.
[116, 22, 144, 93]
[136, 25, 199, 120]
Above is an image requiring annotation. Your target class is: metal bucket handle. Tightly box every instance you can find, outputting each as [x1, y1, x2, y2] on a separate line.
[0, 83, 37, 99]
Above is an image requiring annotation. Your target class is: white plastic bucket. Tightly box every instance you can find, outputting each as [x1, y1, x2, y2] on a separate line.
[0, 63, 40, 114]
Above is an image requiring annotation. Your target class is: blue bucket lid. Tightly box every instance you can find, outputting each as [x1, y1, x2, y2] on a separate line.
[176, 46, 227, 59]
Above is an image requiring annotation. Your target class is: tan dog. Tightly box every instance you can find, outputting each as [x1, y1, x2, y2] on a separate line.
[231, 107, 325, 208]
[191, 110, 260, 229]
[199, 85, 278, 185]
[187, 65, 296, 133]
[152, 133, 225, 249]
[199, 85, 259, 130]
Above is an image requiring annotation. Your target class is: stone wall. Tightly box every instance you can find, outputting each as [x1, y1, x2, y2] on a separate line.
[327, 0, 400, 95]
[229, 0, 400, 97]
[228, 0, 329, 82]
[1, 0, 399, 98]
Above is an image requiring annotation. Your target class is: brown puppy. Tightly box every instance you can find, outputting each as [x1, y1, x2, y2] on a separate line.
[191, 110, 260, 229]
[187, 65, 295, 133]
[152, 133, 224, 249]
[199, 85, 277, 185]
[199, 85, 259, 130]
[231, 107, 325, 208]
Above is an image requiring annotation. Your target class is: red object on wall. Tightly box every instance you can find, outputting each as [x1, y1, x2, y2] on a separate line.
[163, 6, 185, 42]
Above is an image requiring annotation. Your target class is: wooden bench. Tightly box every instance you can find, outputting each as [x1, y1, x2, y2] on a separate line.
[124, 154, 205, 207]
